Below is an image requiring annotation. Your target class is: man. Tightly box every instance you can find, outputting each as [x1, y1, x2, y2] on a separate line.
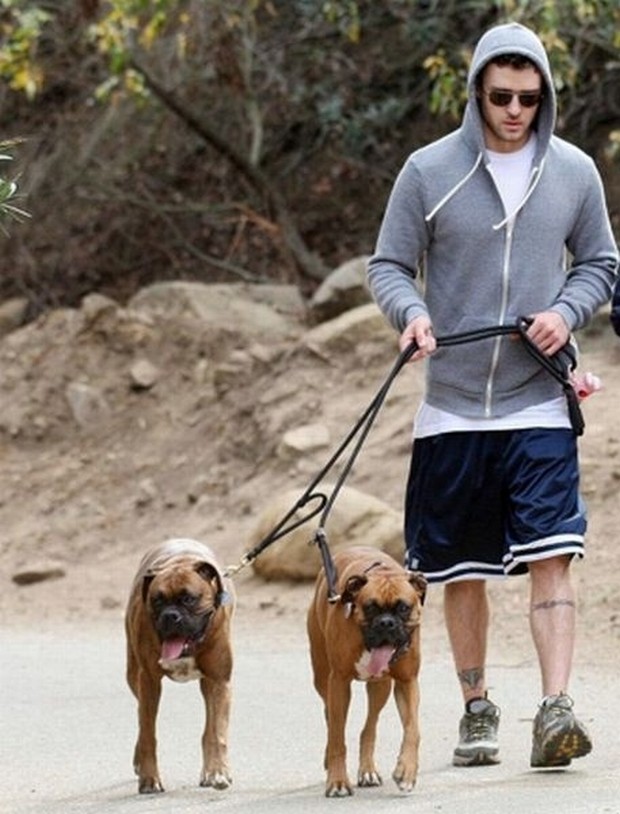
[611, 277, 620, 336]
[367, 22, 618, 769]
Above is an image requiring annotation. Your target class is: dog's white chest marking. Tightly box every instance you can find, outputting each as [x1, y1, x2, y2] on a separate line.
[159, 656, 203, 683]
[355, 651, 374, 680]
[354, 646, 395, 681]
[354, 650, 383, 681]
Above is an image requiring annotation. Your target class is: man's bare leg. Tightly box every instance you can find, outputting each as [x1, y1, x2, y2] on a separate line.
[528, 555, 592, 767]
[445, 580, 500, 766]
[444, 580, 489, 703]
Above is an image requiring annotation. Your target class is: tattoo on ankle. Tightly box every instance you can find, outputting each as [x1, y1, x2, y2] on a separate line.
[457, 667, 484, 690]
[532, 598, 576, 611]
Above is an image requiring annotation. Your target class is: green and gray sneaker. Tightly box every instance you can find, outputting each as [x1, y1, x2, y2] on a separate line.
[453, 697, 501, 766]
[530, 693, 592, 768]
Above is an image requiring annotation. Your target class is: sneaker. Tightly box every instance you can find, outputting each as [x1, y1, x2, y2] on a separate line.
[452, 696, 501, 766]
[530, 693, 592, 768]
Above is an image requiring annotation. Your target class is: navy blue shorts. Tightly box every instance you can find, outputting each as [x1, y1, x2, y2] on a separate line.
[404, 428, 586, 583]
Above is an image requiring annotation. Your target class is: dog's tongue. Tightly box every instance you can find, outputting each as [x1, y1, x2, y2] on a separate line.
[368, 645, 395, 677]
[161, 638, 187, 661]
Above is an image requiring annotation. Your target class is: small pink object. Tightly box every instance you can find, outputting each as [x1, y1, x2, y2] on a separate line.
[570, 371, 602, 400]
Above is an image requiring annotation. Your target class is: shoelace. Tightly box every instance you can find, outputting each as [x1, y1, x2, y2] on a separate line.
[465, 711, 497, 740]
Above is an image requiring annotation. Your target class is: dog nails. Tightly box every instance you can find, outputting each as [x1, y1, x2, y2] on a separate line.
[326, 780, 354, 797]
[358, 769, 383, 787]
[138, 777, 164, 794]
[392, 765, 417, 794]
[200, 769, 232, 790]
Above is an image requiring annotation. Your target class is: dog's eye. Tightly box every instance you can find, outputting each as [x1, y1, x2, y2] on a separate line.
[178, 591, 199, 608]
[363, 601, 381, 619]
[393, 600, 412, 618]
[151, 592, 166, 613]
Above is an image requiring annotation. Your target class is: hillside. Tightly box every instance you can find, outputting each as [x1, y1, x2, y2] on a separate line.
[1, 282, 619, 668]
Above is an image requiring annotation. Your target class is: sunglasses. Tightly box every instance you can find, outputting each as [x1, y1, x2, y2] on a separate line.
[482, 88, 543, 108]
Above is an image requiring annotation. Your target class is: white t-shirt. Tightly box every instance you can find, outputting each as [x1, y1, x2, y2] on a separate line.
[414, 397, 570, 439]
[414, 133, 571, 439]
[487, 133, 537, 216]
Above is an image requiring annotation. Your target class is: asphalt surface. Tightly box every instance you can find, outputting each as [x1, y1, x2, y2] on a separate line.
[1, 619, 619, 814]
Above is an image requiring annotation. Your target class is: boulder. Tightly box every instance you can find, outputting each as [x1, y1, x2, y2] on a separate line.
[309, 256, 372, 322]
[128, 281, 304, 340]
[303, 302, 395, 357]
[248, 483, 405, 581]
[0, 297, 28, 337]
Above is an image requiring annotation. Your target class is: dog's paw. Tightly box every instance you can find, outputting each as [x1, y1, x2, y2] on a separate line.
[325, 779, 354, 797]
[358, 769, 383, 787]
[138, 777, 165, 794]
[200, 769, 232, 790]
[392, 766, 417, 794]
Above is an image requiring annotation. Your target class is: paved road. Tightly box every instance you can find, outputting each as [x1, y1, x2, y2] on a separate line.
[1, 621, 619, 814]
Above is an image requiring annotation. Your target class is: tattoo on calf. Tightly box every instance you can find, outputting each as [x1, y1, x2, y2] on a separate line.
[457, 667, 484, 690]
[532, 598, 576, 611]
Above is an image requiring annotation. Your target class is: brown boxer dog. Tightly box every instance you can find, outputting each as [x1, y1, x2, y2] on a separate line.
[307, 545, 426, 797]
[125, 538, 235, 794]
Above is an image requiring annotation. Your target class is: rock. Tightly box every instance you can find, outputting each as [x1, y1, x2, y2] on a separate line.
[12, 563, 66, 586]
[277, 423, 331, 459]
[135, 478, 158, 507]
[65, 382, 111, 428]
[303, 302, 395, 357]
[213, 361, 249, 397]
[128, 281, 303, 340]
[80, 293, 119, 322]
[248, 483, 405, 581]
[0, 297, 28, 337]
[130, 358, 159, 390]
[309, 256, 372, 322]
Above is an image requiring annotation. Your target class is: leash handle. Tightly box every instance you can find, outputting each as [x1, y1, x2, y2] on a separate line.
[514, 317, 584, 436]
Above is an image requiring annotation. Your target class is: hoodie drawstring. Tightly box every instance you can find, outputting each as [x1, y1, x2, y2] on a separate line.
[492, 160, 544, 230]
[424, 152, 484, 222]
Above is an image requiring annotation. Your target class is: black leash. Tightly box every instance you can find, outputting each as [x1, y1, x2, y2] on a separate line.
[514, 317, 584, 436]
[225, 319, 584, 600]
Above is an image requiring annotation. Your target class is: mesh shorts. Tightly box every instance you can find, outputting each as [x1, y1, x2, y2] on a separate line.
[404, 428, 586, 583]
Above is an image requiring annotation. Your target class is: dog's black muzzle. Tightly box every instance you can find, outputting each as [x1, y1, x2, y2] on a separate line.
[155, 605, 211, 643]
[364, 613, 409, 650]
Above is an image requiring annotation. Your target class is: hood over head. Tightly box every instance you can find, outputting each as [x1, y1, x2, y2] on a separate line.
[462, 22, 556, 162]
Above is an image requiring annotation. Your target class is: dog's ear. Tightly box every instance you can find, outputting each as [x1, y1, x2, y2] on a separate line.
[408, 571, 427, 606]
[341, 574, 368, 606]
[194, 561, 229, 607]
[141, 573, 156, 603]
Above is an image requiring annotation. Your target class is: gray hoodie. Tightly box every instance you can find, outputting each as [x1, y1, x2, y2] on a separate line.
[367, 22, 618, 419]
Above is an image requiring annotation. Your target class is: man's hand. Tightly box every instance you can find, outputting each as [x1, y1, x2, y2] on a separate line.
[399, 316, 436, 361]
[526, 311, 570, 356]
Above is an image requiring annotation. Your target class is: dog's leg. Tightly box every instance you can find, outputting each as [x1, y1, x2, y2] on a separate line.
[199, 676, 232, 789]
[134, 669, 164, 793]
[126, 637, 139, 698]
[391, 677, 420, 793]
[325, 672, 354, 797]
[358, 678, 391, 786]
[308, 626, 330, 705]
[308, 620, 331, 771]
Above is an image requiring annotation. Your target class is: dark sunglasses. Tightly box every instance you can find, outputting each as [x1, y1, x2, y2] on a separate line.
[482, 89, 543, 108]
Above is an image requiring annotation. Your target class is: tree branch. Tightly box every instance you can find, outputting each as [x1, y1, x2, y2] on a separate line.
[130, 57, 329, 283]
